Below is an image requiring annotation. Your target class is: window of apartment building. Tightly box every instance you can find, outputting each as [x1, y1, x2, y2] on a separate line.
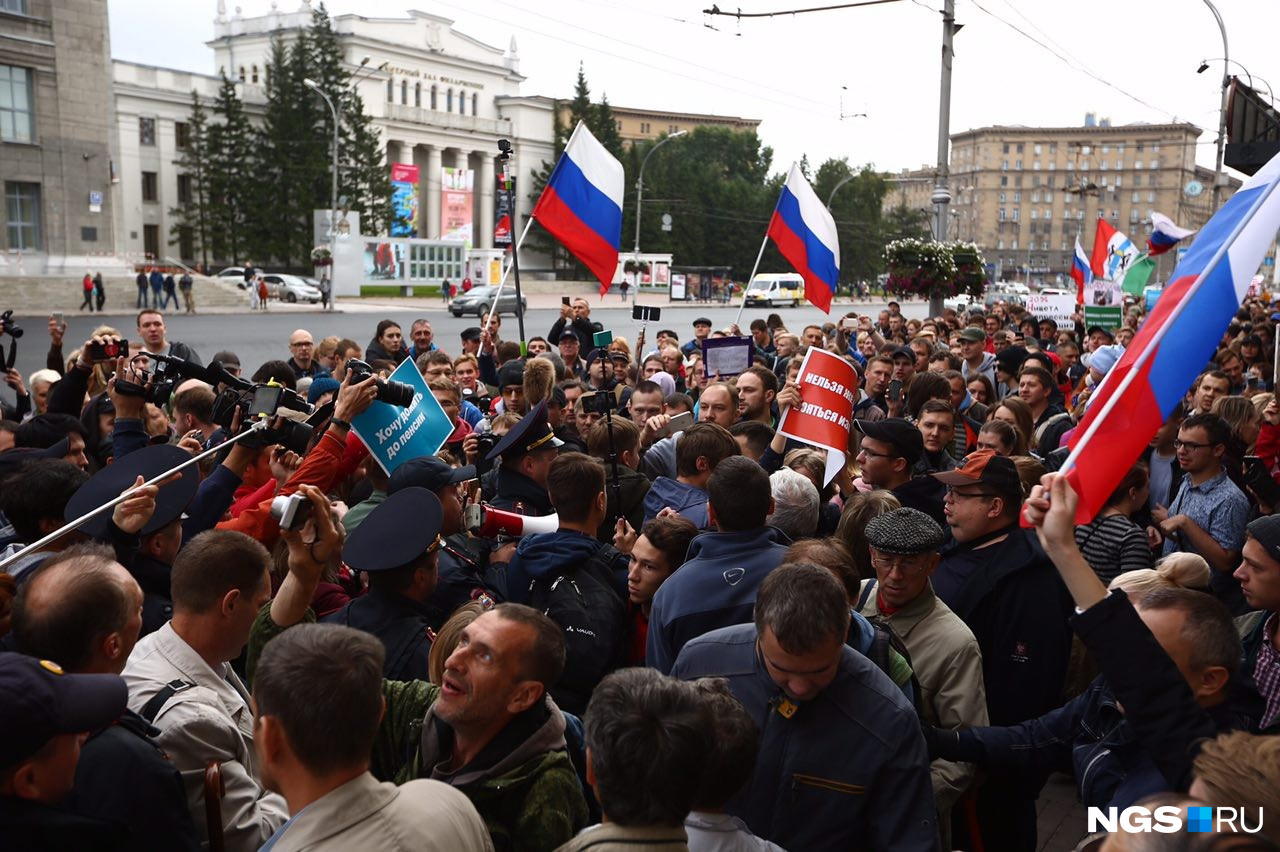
[177, 173, 192, 204]
[139, 117, 156, 146]
[414, 83, 421, 107]
[401, 80, 408, 104]
[1049, 143, 1058, 154]
[1148, 191, 1156, 203]
[1000, 176, 1007, 187]
[446, 89, 453, 111]
[1045, 190, 1054, 202]
[458, 92, 465, 115]
[1131, 191, 1140, 203]
[1043, 208, 1052, 220]
[1033, 161, 1040, 170]
[142, 171, 158, 202]
[5, 181, 40, 249]
[1101, 144, 1110, 154]
[1011, 238, 1019, 250]
[1002, 159, 1009, 171]
[1100, 160, 1108, 170]
[430, 85, 437, 109]
[0, 0, 30, 11]
[997, 239, 1004, 250]
[1048, 162, 1055, 171]
[1003, 143, 1009, 154]
[1148, 174, 1157, 187]
[1077, 209, 1085, 219]
[472, 94, 478, 115]
[0, 65, 34, 143]
[1012, 209, 1020, 222]
[1015, 159, 1022, 169]
[998, 208, 1005, 221]
[251, 65, 259, 84]
[386, 78, 393, 101]
[1016, 143, 1024, 153]
[669, 124, 680, 133]
[1012, 191, 1021, 202]
[998, 192, 1006, 203]
[640, 122, 651, 134]
[1150, 159, 1160, 169]
[238, 66, 245, 83]
[175, 121, 190, 149]
[1130, 209, 1140, 223]
[1110, 209, 1119, 219]
[1030, 209, 1039, 220]
[1114, 176, 1122, 188]
[1034, 144, 1042, 155]
[1032, 176, 1041, 187]
[1151, 143, 1160, 153]
[1081, 144, 1092, 155]
[1015, 176, 1023, 187]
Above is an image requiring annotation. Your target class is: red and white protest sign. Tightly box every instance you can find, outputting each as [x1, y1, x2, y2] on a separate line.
[777, 346, 856, 485]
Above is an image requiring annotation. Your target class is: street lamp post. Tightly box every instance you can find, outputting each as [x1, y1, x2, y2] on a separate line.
[1201, 0, 1229, 211]
[826, 174, 855, 210]
[632, 130, 687, 293]
[304, 78, 339, 310]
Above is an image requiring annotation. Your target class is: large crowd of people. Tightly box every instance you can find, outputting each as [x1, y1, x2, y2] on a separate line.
[3, 291, 1280, 851]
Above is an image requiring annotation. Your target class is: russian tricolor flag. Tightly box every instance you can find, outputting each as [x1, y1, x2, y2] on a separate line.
[1147, 211, 1196, 256]
[1070, 236, 1093, 302]
[1062, 150, 1280, 523]
[531, 122, 624, 290]
[767, 164, 840, 312]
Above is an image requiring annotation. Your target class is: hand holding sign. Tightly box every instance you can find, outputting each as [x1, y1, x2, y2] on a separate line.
[776, 347, 857, 487]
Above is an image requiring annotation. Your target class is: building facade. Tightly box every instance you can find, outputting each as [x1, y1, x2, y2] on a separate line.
[948, 120, 1240, 284]
[554, 103, 759, 146]
[0, 0, 121, 274]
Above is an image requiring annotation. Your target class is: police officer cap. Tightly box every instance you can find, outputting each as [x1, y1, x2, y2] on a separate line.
[865, 508, 945, 555]
[486, 399, 564, 461]
[0, 653, 127, 768]
[66, 443, 199, 539]
[344, 487, 443, 572]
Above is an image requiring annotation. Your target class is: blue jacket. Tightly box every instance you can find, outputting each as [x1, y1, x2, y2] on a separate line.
[671, 624, 938, 852]
[642, 476, 709, 529]
[646, 526, 789, 674]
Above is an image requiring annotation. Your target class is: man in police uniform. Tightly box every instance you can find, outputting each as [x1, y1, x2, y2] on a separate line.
[388, 456, 499, 614]
[322, 488, 447, 683]
[488, 400, 562, 517]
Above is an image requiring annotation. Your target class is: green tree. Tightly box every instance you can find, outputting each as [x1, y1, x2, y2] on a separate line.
[169, 90, 211, 269]
[594, 94, 623, 158]
[205, 73, 255, 265]
[811, 159, 891, 290]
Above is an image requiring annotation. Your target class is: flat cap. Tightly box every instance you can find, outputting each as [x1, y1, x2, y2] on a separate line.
[865, 507, 946, 555]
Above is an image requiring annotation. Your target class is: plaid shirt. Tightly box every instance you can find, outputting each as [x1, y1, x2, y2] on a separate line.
[1255, 613, 1280, 730]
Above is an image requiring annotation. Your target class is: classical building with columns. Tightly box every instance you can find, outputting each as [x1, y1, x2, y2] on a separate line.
[111, 2, 555, 268]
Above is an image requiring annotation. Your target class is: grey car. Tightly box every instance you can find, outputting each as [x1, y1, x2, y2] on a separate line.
[449, 284, 527, 318]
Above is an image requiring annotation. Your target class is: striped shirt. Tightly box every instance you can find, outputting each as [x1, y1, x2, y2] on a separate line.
[1074, 514, 1153, 583]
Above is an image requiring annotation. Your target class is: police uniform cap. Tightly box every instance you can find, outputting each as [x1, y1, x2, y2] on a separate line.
[66, 443, 199, 539]
[485, 399, 564, 461]
[344, 487, 443, 573]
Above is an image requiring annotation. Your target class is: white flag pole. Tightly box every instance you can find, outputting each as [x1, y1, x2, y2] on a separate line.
[482, 218, 534, 337]
[733, 232, 771, 327]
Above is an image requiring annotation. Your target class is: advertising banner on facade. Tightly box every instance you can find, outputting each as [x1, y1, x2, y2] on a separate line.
[441, 167, 474, 246]
[494, 174, 513, 246]
[390, 164, 419, 237]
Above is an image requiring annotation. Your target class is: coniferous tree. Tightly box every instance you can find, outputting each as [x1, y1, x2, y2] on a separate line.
[595, 94, 623, 158]
[205, 73, 255, 265]
[169, 90, 211, 269]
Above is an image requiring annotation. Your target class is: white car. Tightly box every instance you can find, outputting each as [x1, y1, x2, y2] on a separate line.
[263, 273, 322, 303]
[944, 293, 975, 312]
[1039, 287, 1071, 297]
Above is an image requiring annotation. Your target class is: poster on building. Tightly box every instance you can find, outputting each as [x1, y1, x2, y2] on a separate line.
[494, 174, 513, 246]
[441, 167, 474, 246]
[390, 164, 419, 237]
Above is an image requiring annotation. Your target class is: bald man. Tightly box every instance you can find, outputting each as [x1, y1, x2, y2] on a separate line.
[287, 329, 328, 379]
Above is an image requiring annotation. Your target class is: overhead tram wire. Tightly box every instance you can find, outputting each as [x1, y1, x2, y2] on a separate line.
[702, 0, 905, 18]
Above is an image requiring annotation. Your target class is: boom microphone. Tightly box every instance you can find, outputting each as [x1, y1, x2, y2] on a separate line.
[464, 504, 559, 538]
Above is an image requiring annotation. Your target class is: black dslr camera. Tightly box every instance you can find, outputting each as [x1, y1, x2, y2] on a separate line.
[0, 310, 21, 370]
[345, 358, 416, 407]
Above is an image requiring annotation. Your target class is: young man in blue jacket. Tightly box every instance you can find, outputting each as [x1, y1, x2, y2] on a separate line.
[646, 455, 790, 674]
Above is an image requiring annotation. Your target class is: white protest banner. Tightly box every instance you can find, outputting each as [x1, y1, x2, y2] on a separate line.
[776, 346, 857, 486]
[1025, 293, 1076, 325]
[350, 359, 454, 475]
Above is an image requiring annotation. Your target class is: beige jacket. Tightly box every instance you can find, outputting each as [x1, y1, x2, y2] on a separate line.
[858, 580, 988, 813]
[122, 622, 288, 852]
[268, 773, 494, 852]
[556, 823, 689, 851]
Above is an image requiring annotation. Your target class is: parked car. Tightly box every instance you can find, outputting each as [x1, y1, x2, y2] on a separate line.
[449, 285, 527, 318]
[263, 274, 322, 303]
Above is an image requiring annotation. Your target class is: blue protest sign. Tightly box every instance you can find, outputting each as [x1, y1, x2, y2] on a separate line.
[350, 358, 453, 474]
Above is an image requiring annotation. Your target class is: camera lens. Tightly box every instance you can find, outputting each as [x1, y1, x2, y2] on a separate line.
[377, 378, 416, 408]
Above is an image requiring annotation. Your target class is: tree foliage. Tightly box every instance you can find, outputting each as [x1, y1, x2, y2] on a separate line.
[169, 90, 211, 268]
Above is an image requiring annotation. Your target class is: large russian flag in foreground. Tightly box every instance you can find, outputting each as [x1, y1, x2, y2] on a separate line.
[531, 122, 624, 290]
[767, 164, 840, 312]
[1063, 151, 1280, 523]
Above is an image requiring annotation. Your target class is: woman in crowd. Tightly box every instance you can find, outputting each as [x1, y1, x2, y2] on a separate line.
[833, 490, 901, 582]
[988, 396, 1035, 457]
[966, 373, 996, 407]
[365, 319, 409, 365]
[976, 419, 1020, 457]
[1073, 462, 1154, 583]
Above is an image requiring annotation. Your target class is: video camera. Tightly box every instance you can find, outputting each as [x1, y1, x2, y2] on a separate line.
[116, 352, 214, 406]
[206, 361, 316, 456]
[0, 310, 20, 370]
[345, 358, 416, 407]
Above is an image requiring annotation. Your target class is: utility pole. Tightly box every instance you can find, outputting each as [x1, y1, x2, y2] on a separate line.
[929, 0, 956, 316]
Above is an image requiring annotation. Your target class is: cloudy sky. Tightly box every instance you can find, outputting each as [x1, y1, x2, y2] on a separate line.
[110, 0, 1278, 178]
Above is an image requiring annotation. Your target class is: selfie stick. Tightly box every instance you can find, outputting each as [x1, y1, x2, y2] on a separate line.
[733, 232, 771, 327]
[496, 143, 527, 353]
[0, 421, 269, 572]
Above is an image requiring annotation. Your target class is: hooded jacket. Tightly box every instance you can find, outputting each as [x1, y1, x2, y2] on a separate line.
[505, 529, 628, 605]
[642, 476, 709, 529]
[646, 526, 791, 674]
[961, 351, 998, 386]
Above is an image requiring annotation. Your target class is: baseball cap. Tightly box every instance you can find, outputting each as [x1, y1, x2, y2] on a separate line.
[932, 449, 1021, 496]
[559, 330, 580, 342]
[957, 327, 985, 343]
[0, 652, 128, 767]
[865, 508, 946, 555]
[1086, 325, 1116, 341]
[389, 456, 476, 494]
[855, 418, 923, 467]
[890, 346, 915, 362]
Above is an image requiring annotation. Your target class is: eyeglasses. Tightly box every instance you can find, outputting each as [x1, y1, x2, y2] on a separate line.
[1172, 439, 1216, 451]
[944, 486, 997, 500]
[290, 341, 313, 348]
[870, 554, 932, 575]
[858, 447, 899, 460]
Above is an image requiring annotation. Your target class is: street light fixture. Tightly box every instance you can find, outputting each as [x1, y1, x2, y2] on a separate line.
[632, 130, 688, 284]
[826, 173, 855, 209]
[1197, 58, 1274, 103]
[304, 77, 339, 310]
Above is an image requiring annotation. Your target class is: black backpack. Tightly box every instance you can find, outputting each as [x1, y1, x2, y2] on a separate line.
[527, 543, 628, 716]
[856, 580, 924, 716]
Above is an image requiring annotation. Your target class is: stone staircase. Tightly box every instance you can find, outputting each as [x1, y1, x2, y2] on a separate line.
[0, 274, 250, 316]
